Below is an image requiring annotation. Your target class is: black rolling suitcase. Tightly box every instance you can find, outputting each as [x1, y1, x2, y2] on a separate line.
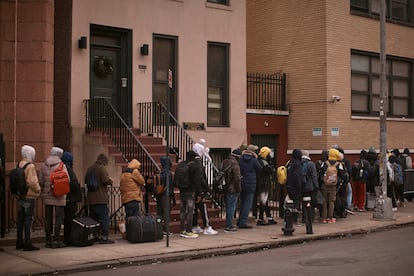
[126, 214, 163, 243]
[71, 216, 100, 247]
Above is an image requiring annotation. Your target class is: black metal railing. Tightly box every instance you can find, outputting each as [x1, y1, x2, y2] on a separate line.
[137, 102, 223, 214]
[85, 98, 161, 178]
[247, 72, 287, 111]
[137, 102, 193, 163]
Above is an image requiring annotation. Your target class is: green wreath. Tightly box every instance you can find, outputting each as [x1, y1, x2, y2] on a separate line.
[93, 56, 114, 79]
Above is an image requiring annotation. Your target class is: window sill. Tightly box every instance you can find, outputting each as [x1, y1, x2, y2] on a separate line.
[352, 115, 414, 122]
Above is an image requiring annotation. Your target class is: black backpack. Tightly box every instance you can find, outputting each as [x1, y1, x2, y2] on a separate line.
[85, 168, 99, 192]
[10, 162, 31, 196]
[173, 160, 192, 189]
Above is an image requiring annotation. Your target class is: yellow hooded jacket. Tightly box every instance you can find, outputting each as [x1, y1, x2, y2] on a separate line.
[120, 159, 145, 205]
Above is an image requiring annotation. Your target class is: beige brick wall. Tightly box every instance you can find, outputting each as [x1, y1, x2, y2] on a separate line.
[247, 0, 414, 153]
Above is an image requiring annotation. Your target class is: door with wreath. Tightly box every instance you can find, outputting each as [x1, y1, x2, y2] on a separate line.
[89, 25, 132, 126]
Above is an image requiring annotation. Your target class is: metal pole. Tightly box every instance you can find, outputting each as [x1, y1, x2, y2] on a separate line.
[373, 0, 393, 220]
[165, 69, 172, 247]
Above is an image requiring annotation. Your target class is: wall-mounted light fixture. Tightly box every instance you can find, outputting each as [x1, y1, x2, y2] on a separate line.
[140, 44, 149, 56]
[78, 36, 87, 49]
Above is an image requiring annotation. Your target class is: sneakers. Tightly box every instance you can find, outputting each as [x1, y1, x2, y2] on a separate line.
[224, 226, 238, 233]
[180, 231, 199, 238]
[392, 207, 398, 212]
[192, 226, 203, 234]
[257, 219, 268, 226]
[327, 218, 336, 223]
[267, 218, 277, 225]
[203, 226, 218, 235]
[320, 218, 327, 224]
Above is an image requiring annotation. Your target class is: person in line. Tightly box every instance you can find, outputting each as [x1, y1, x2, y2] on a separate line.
[62, 151, 82, 246]
[16, 145, 41, 251]
[120, 159, 145, 220]
[85, 153, 114, 244]
[156, 156, 174, 234]
[179, 151, 201, 238]
[39, 146, 69, 248]
[301, 150, 319, 234]
[351, 150, 370, 212]
[286, 149, 303, 224]
[256, 146, 277, 226]
[237, 144, 261, 229]
[319, 148, 347, 223]
[192, 144, 218, 235]
[221, 149, 242, 232]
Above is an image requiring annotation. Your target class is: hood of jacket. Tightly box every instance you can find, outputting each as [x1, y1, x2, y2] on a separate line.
[328, 148, 343, 161]
[292, 149, 302, 161]
[96, 153, 109, 166]
[258, 146, 271, 159]
[127, 159, 141, 170]
[62, 151, 73, 167]
[21, 145, 36, 162]
[160, 156, 171, 170]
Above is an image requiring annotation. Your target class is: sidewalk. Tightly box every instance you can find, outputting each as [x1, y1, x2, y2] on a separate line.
[1, 202, 414, 276]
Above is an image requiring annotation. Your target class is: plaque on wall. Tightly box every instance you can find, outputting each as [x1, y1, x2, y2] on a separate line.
[183, 122, 205, 130]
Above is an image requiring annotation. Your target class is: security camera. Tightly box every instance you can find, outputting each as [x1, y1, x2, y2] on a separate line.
[332, 96, 341, 102]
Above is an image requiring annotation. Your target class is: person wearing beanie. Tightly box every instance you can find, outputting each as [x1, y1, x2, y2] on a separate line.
[237, 144, 261, 228]
[192, 147, 218, 235]
[62, 152, 82, 246]
[16, 145, 41, 251]
[221, 149, 242, 232]
[39, 146, 69, 248]
[256, 146, 277, 226]
[351, 150, 371, 212]
[85, 153, 114, 244]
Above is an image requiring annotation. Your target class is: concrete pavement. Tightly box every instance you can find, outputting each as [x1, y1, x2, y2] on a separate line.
[1, 202, 414, 276]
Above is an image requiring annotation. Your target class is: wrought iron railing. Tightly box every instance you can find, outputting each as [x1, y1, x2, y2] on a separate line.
[247, 72, 287, 111]
[85, 98, 161, 178]
[137, 102, 223, 213]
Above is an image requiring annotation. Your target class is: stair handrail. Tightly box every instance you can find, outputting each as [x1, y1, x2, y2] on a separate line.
[137, 102, 220, 191]
[85, 98, 161, 178]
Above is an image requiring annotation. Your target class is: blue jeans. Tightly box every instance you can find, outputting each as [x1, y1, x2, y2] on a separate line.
[124, 200, 141, 220]
[17, 198, 35, 244]
[225, 192, 239, 228]
[238, 191, 254, 226]
[90, 204, 109, 238]
[347, 182, 352, 209]
[180, 192, 195, 232]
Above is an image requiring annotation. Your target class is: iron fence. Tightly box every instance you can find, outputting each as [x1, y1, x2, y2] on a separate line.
[247, 72, 287, 111]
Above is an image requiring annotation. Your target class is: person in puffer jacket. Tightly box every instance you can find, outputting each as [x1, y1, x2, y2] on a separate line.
[237, 144, 262, 229]
[120, 158, 145, 219]
[39, 146, 69, 249]
[16, 145, 41, 251]
[85, 153, 114, 244]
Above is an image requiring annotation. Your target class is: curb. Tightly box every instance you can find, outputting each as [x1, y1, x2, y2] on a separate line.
[31, 221, 414, 276]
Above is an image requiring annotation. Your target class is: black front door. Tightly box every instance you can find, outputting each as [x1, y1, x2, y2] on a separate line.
[90, 25, 132, 126]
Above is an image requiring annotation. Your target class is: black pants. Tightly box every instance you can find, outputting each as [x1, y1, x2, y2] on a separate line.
[193, 199, 209, 228]
[64, 201, 78, 245]
[45, 205, 64, 242]
[156, 193, 170, 232]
